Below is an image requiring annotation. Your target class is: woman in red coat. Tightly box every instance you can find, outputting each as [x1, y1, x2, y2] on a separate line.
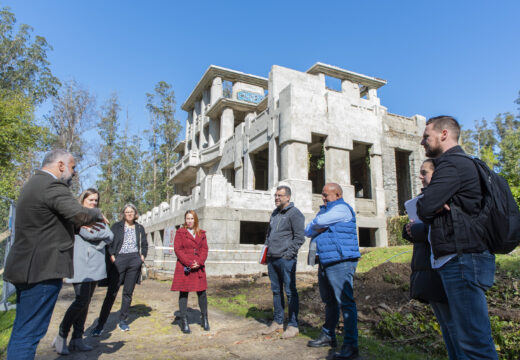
[171, 210, 209, 334]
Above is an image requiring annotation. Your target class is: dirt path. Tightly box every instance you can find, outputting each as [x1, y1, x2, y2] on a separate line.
[35, 279, 333, 360]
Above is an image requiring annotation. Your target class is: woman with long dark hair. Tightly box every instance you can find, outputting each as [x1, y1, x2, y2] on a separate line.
[52, 188, 113, 355]
[90, 203, 147, 336]
[171, 210, 209, 333]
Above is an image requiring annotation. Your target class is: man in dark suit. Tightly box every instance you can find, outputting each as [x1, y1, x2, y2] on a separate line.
[4, 149, 105, 360]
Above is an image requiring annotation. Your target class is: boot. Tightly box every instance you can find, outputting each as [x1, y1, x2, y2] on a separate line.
[180, 316, 191, 334]
[201, 314, 210, 331]
[69, 338, 93, 352]
[51, 335, 69, 355]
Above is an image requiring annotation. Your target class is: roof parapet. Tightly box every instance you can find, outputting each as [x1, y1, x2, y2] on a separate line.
[306, 62, 387, 89]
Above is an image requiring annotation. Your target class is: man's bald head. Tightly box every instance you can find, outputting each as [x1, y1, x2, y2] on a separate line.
[322, 183, 343, 204]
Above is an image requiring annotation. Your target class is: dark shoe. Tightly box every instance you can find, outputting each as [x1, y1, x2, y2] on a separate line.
[180, 316, 191, 334]
[201, 314, 210, 331]
[52, 335, 70, 355]
[69, 338, 93, 352]
[118, 320, 130, 332]
[307, 332, 337, 348]
[90, 327, 103, 337]
[335, 344, 359, 360]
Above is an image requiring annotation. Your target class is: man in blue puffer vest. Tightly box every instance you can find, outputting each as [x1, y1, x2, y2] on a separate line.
[305, 183, 360, 360]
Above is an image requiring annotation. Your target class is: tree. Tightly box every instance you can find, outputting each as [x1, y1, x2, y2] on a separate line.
[145, 81, 181, 205]
[0, 6, 60, 104]
[96, 93, 120, 222]
[494, 110, 520, 205]
[45, 80, 96, 191]
[112, 121, 146, 218]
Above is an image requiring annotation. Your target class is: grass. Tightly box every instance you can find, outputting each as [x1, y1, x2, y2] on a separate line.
[0, 308, 15, 357]
[358, 245, 412, 273]
[208, 283, 445, 359]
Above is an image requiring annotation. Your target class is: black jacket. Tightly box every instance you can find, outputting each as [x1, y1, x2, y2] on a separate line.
[417, 146, 487, 258]
[4, 170, 102, 285]
[265, 202, 305, 259]
[402, 223, 447, 303]
[108, 220, 148, 258]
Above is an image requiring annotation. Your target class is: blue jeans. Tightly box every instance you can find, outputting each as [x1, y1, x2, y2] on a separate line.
[318, 260, 358, 346]
[267, 257, 299, 327]
[430, 301, 466, 360]
[437, 251, 498, 360]
[7, 279, 62, 360]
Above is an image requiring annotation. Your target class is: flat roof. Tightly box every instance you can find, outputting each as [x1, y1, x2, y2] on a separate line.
[306, 62, 387, 89]
[182, 65, 268, 112]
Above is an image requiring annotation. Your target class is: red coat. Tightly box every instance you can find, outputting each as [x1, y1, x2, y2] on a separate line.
[170, 227, 208, 292]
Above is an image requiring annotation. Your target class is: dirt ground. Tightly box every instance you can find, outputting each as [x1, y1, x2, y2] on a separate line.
[33, 261, 520, 359]
[35, 275, 334, 360]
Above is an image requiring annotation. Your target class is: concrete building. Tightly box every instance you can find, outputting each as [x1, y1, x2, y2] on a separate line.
[141, 63, 425, 275]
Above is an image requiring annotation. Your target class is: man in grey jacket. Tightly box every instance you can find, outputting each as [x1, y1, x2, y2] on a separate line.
[261, 185, 305, 339]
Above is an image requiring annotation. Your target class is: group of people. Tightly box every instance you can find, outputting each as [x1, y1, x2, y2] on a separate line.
[260, 115, 499, 360]
[4, 114, 500, 360]
[3, 150, 149, 359]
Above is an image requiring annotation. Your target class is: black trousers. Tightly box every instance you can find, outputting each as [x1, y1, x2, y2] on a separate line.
[179, 290, 207, 318]
[97, 253, 142, 327]
[59, 281, 97, 338]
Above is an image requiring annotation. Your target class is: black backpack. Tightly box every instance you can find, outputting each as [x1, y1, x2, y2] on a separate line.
[452, 153, 520, 254]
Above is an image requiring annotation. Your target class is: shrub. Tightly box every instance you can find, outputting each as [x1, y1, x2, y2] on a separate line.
[387, 216, 409, 246]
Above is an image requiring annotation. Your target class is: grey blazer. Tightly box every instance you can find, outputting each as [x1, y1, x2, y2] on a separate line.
[65, 223, 114, 283]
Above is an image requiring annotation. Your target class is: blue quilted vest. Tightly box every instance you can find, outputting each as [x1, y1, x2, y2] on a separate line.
[315, 199, 360, 265]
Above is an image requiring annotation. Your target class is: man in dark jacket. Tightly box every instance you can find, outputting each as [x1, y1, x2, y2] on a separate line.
[4, 149, 104, 360]
[261, 185, 305, 339]
[417, 116, 498, 360]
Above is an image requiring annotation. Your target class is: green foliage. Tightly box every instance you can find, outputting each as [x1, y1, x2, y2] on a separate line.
[145, 81, 181, 206]
[387, 216, 409, 246]
[96, 93, 121, 222]
[0, 7, 60, 104]
[375, 309, 446, 355]
[0, 309, 15, 356]
[490, 316, 520, 359]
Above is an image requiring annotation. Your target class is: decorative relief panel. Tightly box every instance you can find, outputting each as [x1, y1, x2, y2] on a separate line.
[237, 90, 264, 104]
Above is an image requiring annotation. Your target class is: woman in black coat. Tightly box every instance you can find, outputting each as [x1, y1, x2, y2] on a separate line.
[403, 159, 463, 360]
[90, 203, 147, 335]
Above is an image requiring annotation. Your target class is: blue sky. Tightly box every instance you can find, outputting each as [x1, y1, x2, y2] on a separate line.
[4, 0, 520, 138]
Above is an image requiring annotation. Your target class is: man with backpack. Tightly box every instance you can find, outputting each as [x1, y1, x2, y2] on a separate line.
[417, 115, 498, 359]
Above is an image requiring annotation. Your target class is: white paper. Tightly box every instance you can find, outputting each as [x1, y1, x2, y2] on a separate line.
[404, 195, 423, 223]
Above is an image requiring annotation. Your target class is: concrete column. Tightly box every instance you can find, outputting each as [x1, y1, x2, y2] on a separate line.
[191, 108, 198, 151]
[185, 112, 193, 153]
[370, 154, 386, 217]
[280, 142, 308, 180]
[243, 153, 254, 190]
[325, 147, 349, 185]
[211, 77, 223, 105]
[268, 138, 279, 189]
[234, 123, 244, 190]
[341, 80, 360, 99]
[220, 107, 234, 142]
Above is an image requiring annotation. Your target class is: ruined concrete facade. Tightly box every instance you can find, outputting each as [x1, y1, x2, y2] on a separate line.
[141, 63, 426, 275]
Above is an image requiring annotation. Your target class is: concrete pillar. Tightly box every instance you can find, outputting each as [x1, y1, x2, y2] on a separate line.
[341, 80, 360, 99]
[268, 138, 279, 189]
[325, 147, 349, 185]
[280, 142, 308, 180]
[191, 108, 198, 151]
[185, 112, 193, 153]
[243, 153, 254, 190]
[211, 77, 223, 105]
[234, 123, 244, 190]
[220, 107, 234, 142]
